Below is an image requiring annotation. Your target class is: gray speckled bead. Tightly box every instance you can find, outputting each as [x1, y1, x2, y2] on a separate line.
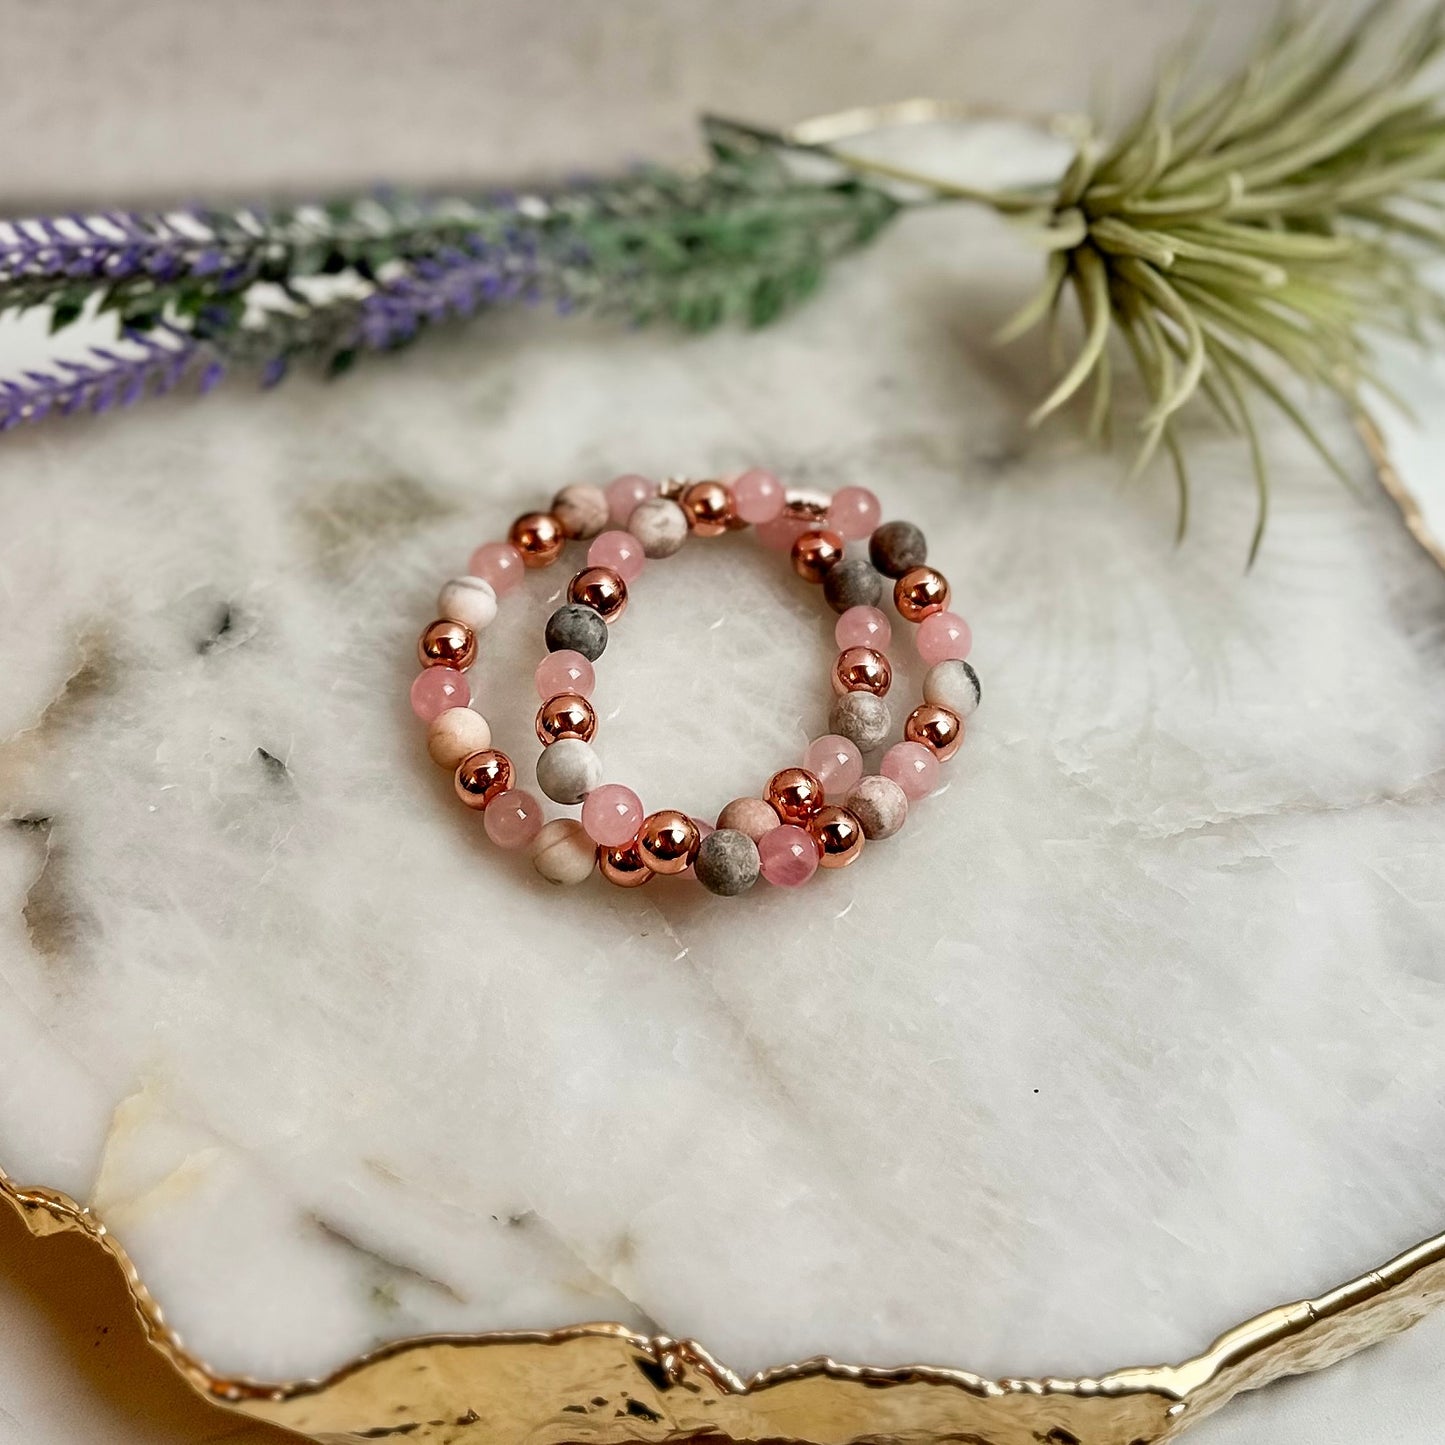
[627, 496, 689, 558]
[694, 828, 761, 896]
[868, 519, 927, 578]
[923, 658, 981, 718]
[829, 690, 892, 751]
[535, 737, 603, 805]
[823, 556, 883, 614]
[545, 604, 608, 660]
[845, 775, 909, 840]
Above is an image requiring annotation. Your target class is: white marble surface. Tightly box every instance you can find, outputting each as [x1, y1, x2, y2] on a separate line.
[0, 3, 1443, 1442]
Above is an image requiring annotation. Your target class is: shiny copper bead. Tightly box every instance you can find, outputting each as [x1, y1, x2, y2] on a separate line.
[598, 839, 655, 888]
[791, 528, 846, 583]
[894, 565, 951, 621]
[535, 693, 597, 745]
[810, 805, 865, 868]
[681, 480, 734, 536]
[766, 767, 825, 824]
[454, 749, 514, 810]
[417, 618, 477, 670]
[567, 566, 628, 622]
[638, 809, 701, 875]
[832, 646, 892, 697]
[905, 702, 964, 761]
[508, 511, 566, 568]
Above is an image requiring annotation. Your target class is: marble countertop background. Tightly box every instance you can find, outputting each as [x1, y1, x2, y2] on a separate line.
[1, 3, 1443, 1442]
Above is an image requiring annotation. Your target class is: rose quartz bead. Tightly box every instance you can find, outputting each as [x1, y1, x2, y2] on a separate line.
[916, 610, 973, 665]
[882, 741, 939, 800]
[732, 468, 786, 524]
[835, 605, 892, 651]
[534, 649, 596, 700]
[410, 667, 469, 721]
[468, 541, 526, 597]
[759, 825, 820, 887]
[828, 486, 882, 541]
[804, 735, 864, 797]
[581, 784, 644, 847]
[588, 530, 646, 582]
[756, 512, 811, 552]
[484, 789, 544, 849]
[605, 474, 655, 527]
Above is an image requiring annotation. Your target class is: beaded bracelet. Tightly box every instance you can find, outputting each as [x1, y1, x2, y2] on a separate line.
[410, 471, 980, 895]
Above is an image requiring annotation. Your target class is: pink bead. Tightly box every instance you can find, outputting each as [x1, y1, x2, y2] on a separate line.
[581, 784, 643, 847]
[484, 789, 544, 849]
[882, 741, 939, 801]
[758, 825, 820, 887]
[588, 530, 646, 581]
[535, 650, 596, 700]
[916, 610, 973, 665]
[732, 468, 786, 524]
[468, 541, 525, 596]
[605, 474, 655, 527]
[804, 735, 864, 797]
[410, 667, 469, 721]
[756, 513, 810, 552]
[828, 486, 881, 541]
[835, 605, 892, 651]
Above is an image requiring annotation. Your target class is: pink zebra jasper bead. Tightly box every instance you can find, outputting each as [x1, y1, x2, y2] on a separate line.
[605, 474, 655, 527]
[410, 667, 469, 721]
[581, 784, 644, 847]
[804, 735, 864, 798]
[484, 789, 544, 849]
[535, 649, 596, 701]
[881, 741, 940, 800]
[917, 610, 973, 665]
[827, 486, 882, 541]
[758, 825, 820, 887]
[588, 530, 646, 582]
[468, 541, 526, 596]
[835, 605, 891, 651]
[732, 468, 786, 524]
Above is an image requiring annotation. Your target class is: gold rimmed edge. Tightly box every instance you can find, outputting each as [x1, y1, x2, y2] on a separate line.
[4, 1167, 1444, 1444]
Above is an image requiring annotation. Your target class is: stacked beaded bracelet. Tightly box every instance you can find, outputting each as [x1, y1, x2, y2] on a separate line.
[411, 470, 980, 895]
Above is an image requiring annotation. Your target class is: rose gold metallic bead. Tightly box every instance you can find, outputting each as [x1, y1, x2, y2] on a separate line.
[791, 528, 846, 583]
[680, 480, 734, 536]
[716, 796, 781, 841]
[454, 749, 514, 810]
[507, 511, 566, 568]
[535, 693, 597, 745]
[832, 646, 892, 697]
[567, 566, 628, 621]
[638, 809, 701, 875]
[894, 565, 951, 621]
[810, 805, 865, 868]
[598, 839, 655, 888]
[905, 702, 964, 761]
[417, 618, 478, 670]
[766, 767, 826, 824]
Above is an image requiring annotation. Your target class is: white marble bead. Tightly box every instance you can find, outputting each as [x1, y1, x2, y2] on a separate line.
[552, 483, 610, 540]
[531, 818, 598, 885]
[535, 737, 602, 805]
[425, 706, 492, 769]
[436, 575, 498, 633]
[922, 658, 981, 718]
[627, 497, 689, 558]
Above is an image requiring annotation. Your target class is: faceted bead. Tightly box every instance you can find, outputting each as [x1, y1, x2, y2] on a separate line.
[532, 818, 597, 886]
[829, 691, 892, 751]
[627, 497, 689, 558]
[882, 740, 939, 800]
[868, 520, 927, 577]
[605, 474, 655, 527]
[803, 735, 863, 797]
[484, 789, 544, 849]
[756, 512, 811, 552]
[468, 541, 526, 596]
[845, 775, 909, 839]
[732, 468, 786, 524]
[535, 649, 596, 700]
[758, 825, 820, 887]
[715, 796, 781, 842]
[410, 667, 469, 721]
[436, 575, 498, 633]
[582, 784, 644, 847]
[694, 829, 762, 896]
[923, 658, 981, 718]
[545, 605, 608, 661]
[426, 707, 492, 769]
[552, 483, 610, 540]
[587, 530, 645, 582]
[917, 610, 973, 665]
[823, 557, 883, 615]
[835, 605, 892, 651]
[536, 737, 603, 806]
[828, 486, 882, 541]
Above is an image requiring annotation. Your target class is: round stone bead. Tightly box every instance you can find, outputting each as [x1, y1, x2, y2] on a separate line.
[627, 497, 690, 558]
[582, 784, 644, 847]
[917, 610, 973, 665]
[828, 690, 892, 751]
[756, 512, 811, 552]
[535, 649, 595, 701]
[484, 789, 544, 849]
[732, 468, 786, 525]
[828, 486, 882, 541]
[823, 557, 884, 615]
[835, 605, 892, 651]
[606, 473, 655, 527]
[426, 706, 492, 769]
[694, 828, 762, 896]
[587, 530, 645, 582]
[552, 483, 610, 540]
[716, 796, 780, 842]
[868, 519, 927, 578]
[468, 541, 526, 596]
[923, 658, 981, 718]
[882, 740, 940, 800]
[545, 604, 608, 661]
[410, 667, 469, 721]
[845, 775, 909, 839]
[758, 825, 820, 887]
[436, 575, 498, 633]
[536, 737, 603, 805]
[804, 735, 864, 797]
[531, 818, 597, 886]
